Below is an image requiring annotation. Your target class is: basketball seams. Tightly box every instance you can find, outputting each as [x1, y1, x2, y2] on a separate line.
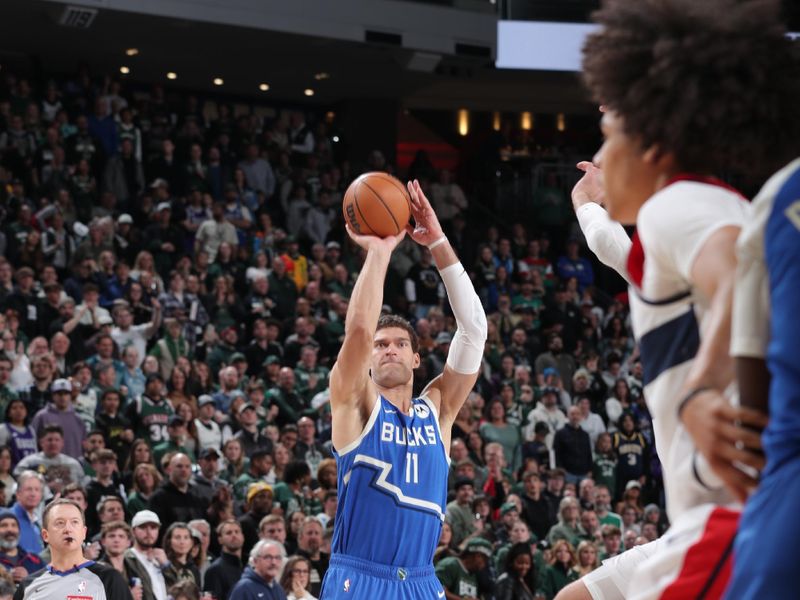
[352, 182, 378, 236]
[360, 179, 401, 235]
[371, 172, 413, 225]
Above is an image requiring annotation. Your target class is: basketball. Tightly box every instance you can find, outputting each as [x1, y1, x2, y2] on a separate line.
[342, 172, 412, 238]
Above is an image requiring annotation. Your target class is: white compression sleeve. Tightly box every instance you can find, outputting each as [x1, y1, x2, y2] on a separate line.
[439, 262, 488, 374]
[576, 202, 632, 281]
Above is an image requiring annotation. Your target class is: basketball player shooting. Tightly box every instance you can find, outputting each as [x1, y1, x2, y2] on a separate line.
[319, 179, 487, 599]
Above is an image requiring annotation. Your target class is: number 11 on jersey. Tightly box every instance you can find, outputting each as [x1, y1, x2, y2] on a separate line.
[405, 453, 419, 484]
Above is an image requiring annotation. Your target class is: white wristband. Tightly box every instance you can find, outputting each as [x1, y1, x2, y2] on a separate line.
[427, 236, 447, 250]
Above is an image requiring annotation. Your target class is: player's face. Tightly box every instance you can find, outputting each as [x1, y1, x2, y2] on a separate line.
[44, 504, 86, 552]
[371, 327, 419, 388]
[594, 110, 665, 225]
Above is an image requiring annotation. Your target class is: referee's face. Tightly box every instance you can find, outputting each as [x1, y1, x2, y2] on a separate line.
[43, 504, 86, 554]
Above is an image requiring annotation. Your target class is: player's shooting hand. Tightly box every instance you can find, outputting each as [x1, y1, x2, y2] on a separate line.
[681, 389, 769, 502]
[572, 161, 605, 211]
[345, 224, 406, 255]
[405, 179, 445, 246]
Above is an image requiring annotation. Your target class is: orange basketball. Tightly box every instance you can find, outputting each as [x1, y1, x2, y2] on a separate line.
[342, 172, 412, 238]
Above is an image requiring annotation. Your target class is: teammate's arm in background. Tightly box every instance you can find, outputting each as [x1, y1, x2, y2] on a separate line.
[680, 225, 769, 501]
[730, 180, 773, 416]
[405, 180, 487, 443]
[571, 161, 632, 280]
[328, 226, 406, 451]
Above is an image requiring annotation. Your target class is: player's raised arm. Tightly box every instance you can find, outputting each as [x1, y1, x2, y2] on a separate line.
[405, 180, 487, 433]
[329, 226, 405, 448]
[572, 160, 632, 280]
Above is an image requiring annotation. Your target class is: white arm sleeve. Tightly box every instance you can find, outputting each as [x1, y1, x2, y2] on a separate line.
[576, 203, 632, 281]
[440, 262, 488, 374]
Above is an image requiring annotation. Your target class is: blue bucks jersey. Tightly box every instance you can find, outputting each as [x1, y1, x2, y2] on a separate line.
[331, 395, 448, 567]
[764, 161, 800, 466]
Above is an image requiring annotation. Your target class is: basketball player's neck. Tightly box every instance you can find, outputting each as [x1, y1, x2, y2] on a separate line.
[377, 382, 415, 414]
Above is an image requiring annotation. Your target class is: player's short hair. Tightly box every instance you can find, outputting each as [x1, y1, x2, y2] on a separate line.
[375, 314, 419, 353]
[582, 0, 800, 180]
[43, 498, 85, 529]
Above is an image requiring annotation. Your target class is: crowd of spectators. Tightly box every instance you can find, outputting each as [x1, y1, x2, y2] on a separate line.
[0, 68, 664, 600]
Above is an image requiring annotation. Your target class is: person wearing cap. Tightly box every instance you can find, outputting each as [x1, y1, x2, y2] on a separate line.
[445, 477, 477, 548]
[195, 394, 223, 454]
[128, 509, 169, 600]
[144, 193, 183, 279]
[239, 482, 275, 559]
[192, 447, 225, 505]
[524, 387, 567, 451]
[435, 537, 491, 600]
[30, 377, 86, 458]
[195, 201, 239, 263]
[495, 502, 522, 547]
[535, 334, 577, 394]
[0, 507, 43, 582]
[124, 372, 175, 448]
[233, 448, 273, 505]
[153, 415, 195, 466]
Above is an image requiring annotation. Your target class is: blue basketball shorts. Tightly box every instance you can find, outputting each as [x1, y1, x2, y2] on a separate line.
[320, 553, 445, 599]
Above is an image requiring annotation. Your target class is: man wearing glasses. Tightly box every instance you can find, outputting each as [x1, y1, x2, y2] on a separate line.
[229, 539, 286, 600]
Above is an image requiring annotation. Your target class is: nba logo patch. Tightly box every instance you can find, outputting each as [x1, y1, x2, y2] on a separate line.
[397, 568, 407, 581]
[343, 578, 351, 592]
[413, 404, 430, 419]
[78, 581, 86, 593]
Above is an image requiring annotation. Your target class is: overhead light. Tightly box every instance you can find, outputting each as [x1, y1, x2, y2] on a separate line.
[325, 111, 335, 122]
[332, 136, 340, 143]
[119, 66, 130, 74]
[259, 83, 270, 91]
[213, 78, 224, 86]
[556, 113, 566, 132]
[125, 48, 139, 56]
[521, 111, 533, 131]
[304, 88, 315, 97]
[492, 111, 502, 131]
[458, 109, 469, 136]
[166, 72, 177, 80]
[314, 72, 330, 80]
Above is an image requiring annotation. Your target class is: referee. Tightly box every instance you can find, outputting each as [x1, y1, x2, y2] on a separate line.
[14, 499, 133, 600]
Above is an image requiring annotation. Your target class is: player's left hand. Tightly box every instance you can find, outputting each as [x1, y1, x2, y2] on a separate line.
[406, 179, 445, 246]
[572, 161, 605, 211]
[681, 389, 768, 502]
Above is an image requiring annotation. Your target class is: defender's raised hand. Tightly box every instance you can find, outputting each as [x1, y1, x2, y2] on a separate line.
[406, 179, 445, 246]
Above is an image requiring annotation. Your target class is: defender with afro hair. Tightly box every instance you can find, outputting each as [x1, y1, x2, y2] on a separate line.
[582, 0, 800, 182]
